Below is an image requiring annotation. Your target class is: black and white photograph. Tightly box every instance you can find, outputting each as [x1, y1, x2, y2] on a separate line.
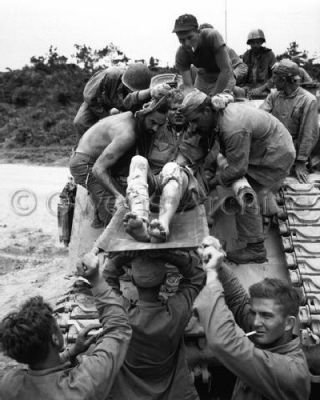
[0, 0, 319, 399]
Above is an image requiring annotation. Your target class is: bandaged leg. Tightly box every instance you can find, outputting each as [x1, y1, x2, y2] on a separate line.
[149, 162, 187, 243]
[124, 155, 150, 242]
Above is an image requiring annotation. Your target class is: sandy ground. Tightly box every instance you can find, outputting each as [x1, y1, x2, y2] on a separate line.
[0, 164, 73, 378]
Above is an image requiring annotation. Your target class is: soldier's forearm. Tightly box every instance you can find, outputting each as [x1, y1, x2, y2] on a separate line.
[92, 166, 121, 198]
[213, 70, 235, 96]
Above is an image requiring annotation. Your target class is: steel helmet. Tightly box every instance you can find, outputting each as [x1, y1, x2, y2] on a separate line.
[150, 73, 183, 88]
[122, 63, 152, 91]
[247, 29, 266, 44]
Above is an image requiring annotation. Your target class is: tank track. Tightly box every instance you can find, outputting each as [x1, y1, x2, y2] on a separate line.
[54, 272, 182, 345]
[277, 174, 320, 344]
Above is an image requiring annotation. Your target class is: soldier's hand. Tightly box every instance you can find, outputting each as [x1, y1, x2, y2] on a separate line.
[198, 236, 225, 271]
[77, 247, 100, 279]
[211, 93, 234, 111]
[294, 161, 309, 183]
[69, 324, 102, 358]
[114, 194, 126, 211]
[151, 83, 171, 99]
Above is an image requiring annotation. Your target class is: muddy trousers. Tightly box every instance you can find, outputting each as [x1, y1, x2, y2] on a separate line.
[70, 152, 125, 225]
[235, 177, 280, 244]
[235, 202, 264, 244]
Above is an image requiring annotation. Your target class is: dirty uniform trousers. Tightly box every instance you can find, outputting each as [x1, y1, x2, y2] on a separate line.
[235, 199, 263, 244]
[69, 152, 120, 225]
[235, 177, 279, 244]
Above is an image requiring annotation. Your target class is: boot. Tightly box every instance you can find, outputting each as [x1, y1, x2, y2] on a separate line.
[227, 242, 267, 264]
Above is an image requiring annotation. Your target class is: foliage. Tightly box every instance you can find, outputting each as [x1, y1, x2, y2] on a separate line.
[30, 46, 68, 73]
[0, 43, 181, 152]
[73, 43, 129, 73]
[149, 56, 159, 68]
[276, 41, 320, 81]
[11, 85, 31, 106]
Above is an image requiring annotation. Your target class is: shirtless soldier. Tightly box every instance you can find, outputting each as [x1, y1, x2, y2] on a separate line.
[70, 99, 169, 227]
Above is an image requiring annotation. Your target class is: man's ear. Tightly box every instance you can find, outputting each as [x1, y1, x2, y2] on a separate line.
[284, 315, 296, 332]
[51, 332, 61, 348]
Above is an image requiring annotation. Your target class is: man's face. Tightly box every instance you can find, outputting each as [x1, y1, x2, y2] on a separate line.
[250, 298, 290, 347]
[272, 72, 286, 91]
[167, 107, 186, 127]
[249, 39, 264, 54]
[187, 108, 213, 136]
[143, 111, 167, 135]
[176, 30, 200, 50]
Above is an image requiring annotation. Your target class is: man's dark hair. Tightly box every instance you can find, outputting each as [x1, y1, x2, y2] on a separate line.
[0, 296, 56, 365]
[249, 278, 300, 317]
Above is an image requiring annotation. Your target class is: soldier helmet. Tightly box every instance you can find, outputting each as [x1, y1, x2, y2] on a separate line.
[122, 63, 152, 91]
[150, 73, 183, 89]
[247, 29, 266, 44]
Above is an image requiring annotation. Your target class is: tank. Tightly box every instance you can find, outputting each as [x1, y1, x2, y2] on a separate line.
[56, 97, 320, 398]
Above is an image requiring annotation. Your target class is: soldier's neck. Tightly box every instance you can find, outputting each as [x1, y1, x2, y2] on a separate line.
[283, 84, 298, 96]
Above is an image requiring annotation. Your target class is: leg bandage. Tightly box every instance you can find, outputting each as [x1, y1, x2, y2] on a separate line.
[126, 156, 150, 221]
[160, 162, 184, 200]
[160, 162, 183, 190]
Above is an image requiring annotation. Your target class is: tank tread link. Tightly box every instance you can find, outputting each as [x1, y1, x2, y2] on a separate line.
[277, 175, 320, 342]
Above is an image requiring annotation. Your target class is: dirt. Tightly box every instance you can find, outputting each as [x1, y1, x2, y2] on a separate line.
[0, 225, 71, 378]
[0, 146, 71, 166]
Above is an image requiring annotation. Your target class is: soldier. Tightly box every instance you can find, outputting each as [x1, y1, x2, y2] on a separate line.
[194, 236, 310, 400]
[260, 59, 319, 183]
[180, 89, 295, 264]
[104, 249, 205, 400]
[199, 23, 248, 86]
[173, 14, 235, 95]
[70, 97, 169, 227]
[73, 63, 153, 135]
[238, 29, 276, 98]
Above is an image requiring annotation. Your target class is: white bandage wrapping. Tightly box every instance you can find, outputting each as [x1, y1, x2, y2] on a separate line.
[126, 156, 150, 221]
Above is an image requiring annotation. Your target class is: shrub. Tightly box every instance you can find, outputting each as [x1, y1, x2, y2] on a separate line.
[11, 86, 32, 106]
[51, 119, 76, 144]
[56, 91, 72, 105]
[42, 117, 56, 131]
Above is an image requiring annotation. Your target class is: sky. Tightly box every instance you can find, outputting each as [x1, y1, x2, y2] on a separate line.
[0, 0, 319, 71]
